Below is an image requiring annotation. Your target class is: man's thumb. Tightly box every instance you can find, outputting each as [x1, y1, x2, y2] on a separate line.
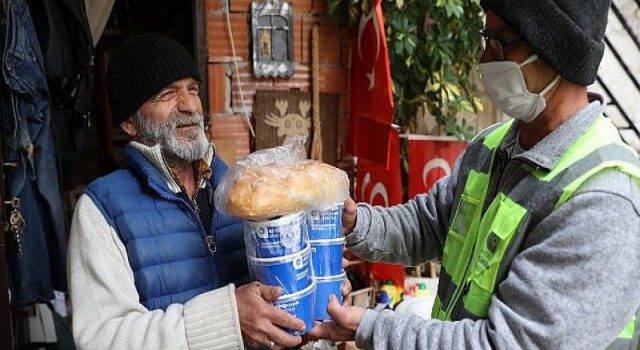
[258, 284, 283, 301]
[326, 294, 343, 320]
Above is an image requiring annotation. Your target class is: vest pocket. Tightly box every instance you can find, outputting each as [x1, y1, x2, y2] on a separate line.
[443, 194, 478, 279]
[463, 193, 527, 318]
[443, 170, 487, 278]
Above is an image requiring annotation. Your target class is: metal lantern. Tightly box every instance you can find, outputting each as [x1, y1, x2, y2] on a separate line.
[251, 0, 294, 78]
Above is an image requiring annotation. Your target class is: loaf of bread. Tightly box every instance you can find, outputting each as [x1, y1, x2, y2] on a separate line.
[223, 160, 349, 220]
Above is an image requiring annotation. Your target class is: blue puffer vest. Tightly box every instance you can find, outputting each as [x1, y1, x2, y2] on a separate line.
[85, 145, 249, 310]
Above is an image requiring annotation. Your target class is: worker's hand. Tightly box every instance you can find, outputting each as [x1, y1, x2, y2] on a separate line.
[342, 197, 357, 235]
[235, 282, 306, 348]
[342, 257, 364, 270]
[341, 276, 352, 306]
[307, 295, 365, 342]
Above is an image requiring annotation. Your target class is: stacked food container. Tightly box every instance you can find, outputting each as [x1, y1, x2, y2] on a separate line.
[244, 212, 315, 335]
[307, 203, 346, 321]
[215, 135, 351, 333]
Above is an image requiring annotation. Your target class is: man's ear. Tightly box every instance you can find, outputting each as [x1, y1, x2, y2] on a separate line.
[120, 116, 138, 138]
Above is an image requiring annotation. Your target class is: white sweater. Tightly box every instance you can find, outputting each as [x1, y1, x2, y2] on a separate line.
[67, 143, 245, 349]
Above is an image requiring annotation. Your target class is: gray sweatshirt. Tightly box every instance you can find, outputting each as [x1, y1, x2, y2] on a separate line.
[347, 94, 640, 349]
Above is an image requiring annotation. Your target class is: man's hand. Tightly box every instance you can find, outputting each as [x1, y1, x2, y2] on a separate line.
[307, 295, 365, 342]
[342, 197, 357, 235]
[236, 282, 306, 348]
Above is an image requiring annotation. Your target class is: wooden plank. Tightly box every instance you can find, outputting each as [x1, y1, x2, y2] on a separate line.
[212, 138, 238, 166]
[194, 0, 210, 116]
[319, 93, 339, 165]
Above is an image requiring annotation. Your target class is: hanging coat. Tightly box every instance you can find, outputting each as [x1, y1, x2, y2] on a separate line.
[1, 0, 68, 307]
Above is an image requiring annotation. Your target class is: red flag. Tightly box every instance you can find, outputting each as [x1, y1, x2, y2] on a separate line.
[354, 131, 404, 286]
[408, 136, 467, 199]
[348, 0, 394, 167]
[355, 131, 401, 206]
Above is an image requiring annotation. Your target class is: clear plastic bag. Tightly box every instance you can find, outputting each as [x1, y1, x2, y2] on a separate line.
[214, 135, 350, 221]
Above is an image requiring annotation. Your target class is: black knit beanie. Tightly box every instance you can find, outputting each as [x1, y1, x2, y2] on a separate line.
[480, 0, 610, 86]
[107, 33, 201, 126]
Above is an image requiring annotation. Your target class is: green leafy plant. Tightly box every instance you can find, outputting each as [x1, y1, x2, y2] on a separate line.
[328, 0, 484, 139]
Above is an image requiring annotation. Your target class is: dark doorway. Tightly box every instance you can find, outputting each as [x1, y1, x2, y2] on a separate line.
[64, 0, 201, 204]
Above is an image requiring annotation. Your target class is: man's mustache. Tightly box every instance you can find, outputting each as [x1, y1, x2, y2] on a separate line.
[172, 112, 204, 128]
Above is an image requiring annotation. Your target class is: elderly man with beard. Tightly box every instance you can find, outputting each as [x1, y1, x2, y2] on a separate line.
[67, 33, 305, 350]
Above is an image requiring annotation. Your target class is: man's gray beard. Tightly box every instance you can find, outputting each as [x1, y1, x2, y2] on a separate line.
[134, 110, 209, 166]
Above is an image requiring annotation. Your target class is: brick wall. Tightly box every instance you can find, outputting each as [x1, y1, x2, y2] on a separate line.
[204, 0, 350, 163]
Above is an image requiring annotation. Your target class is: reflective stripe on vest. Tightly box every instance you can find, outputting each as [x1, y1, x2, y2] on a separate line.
[607, 309, 640, 350]
[431, 116, 640, 347]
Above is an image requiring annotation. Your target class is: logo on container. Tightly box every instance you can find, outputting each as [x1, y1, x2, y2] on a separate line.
[293, 255, 305, 270]
[256, 227, 268, 238]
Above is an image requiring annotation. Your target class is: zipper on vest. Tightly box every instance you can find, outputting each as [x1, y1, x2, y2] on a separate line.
[192, 199, 200, 213]
[205, 235, 217, 254]
[190, 187, 217, 255]
[191, 182, 218, 255]
[147, 181, 222, 289]
[182, 181, 202, 213]
[150, 181, 215, 254]
[445, 246, 475, 320]
[189, 179, 220, 256]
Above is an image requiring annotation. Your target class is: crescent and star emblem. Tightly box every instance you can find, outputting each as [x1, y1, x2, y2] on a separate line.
[422, 158, 451, 188]
[357, 8, 381, 91]
[361, 172, 390, 207]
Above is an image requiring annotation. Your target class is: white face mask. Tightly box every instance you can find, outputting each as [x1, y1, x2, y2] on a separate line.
[479, 55, 561, 123]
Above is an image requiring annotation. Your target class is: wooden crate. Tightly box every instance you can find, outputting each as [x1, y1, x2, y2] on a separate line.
[349, 287, 375, 309]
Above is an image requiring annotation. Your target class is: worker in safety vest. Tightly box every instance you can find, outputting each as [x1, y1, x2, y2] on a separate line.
[309, 1, 640, 349]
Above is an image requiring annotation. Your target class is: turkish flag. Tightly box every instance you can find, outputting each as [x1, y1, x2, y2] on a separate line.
[348, 0, 394, 167]
[408, 136, 467, 199]
[354, 131, 404, 286]
[355, 131, 401, 206]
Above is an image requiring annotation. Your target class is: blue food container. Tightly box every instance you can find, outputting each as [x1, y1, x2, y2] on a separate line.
[314, 272, 345, 321]
[273, 280, 316, 335]
[244, 212, 307, 258]
[310, 238, 345, 277]
[306, 203, 344, 240]
[248, 245, 312, 294]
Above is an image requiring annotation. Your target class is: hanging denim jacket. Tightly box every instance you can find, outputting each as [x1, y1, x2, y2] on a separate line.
[1, 0, 67, 307]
